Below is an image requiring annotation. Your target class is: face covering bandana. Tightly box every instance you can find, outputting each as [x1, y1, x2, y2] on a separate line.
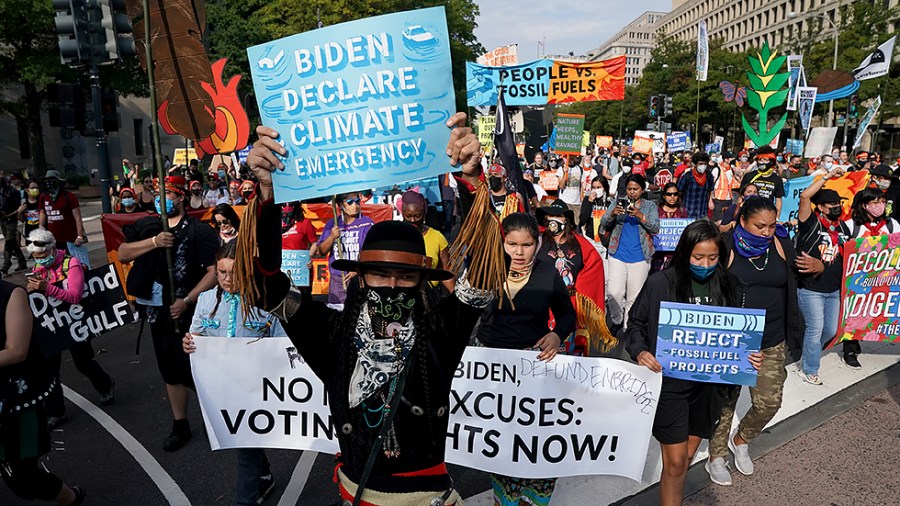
[121, 198, 135, 207]
[46, 180, 61, 199]
[866, 202, 886, 219]
[733, 224, 774, 258]
[155, 195, 176, 215]
[689, 263, 717, 281]
[35, 251, 56, 266]
[488, 176, 503, 192]
[367, 285, 418, 335]
[825, 207, 843, 221]
[547, 220, 566, 236]
[219, 227, 237, 240]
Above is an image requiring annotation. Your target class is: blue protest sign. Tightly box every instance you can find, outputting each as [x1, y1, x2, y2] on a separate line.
[667, 132, 691, 152]
[779, 174, 815, 223]
[236, 147, 251, 165]
[656, 302, 765, 386]
[247, 7, 456, 203]
[281, 250, 311, 286]
[652, 219, 693, 252]
[466, 59, 553, 107]
[704, 142, 721, 154]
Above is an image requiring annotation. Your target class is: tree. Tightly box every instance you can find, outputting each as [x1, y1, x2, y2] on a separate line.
[207, 0, 484, 113]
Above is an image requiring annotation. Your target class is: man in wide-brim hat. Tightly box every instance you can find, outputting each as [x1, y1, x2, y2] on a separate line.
[242, 112, 493, 505]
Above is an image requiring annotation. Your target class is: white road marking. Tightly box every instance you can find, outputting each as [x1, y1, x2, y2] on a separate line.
[62, 385, 191, 505]
[276, 451, 318, 506]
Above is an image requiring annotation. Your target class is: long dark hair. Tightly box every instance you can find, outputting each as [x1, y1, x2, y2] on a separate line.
[669, 220, 734, 306]
[209, 240, 238, 320]
[850, 188, 885, 225]
[739, 195, 777, 223]
[212, 203, 241, 230]
[502, 212, 539, 239]
[623, 173, 647, 200]
[658, 182, 681, 209]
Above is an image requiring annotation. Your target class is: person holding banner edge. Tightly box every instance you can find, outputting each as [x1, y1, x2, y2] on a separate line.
[243, 114, 491, 505]
[627, 220, 762, 506]
[795, 166, 849, 384]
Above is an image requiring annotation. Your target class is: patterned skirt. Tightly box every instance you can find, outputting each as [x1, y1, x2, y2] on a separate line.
[490, 474, 556, 506]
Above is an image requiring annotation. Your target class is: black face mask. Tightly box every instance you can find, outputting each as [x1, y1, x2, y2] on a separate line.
[825, 207, 843, 221]
[488, 176, 503, 192]
[366, 285, 418, 335]
[46, 180, 60, 197]
[547, 220, 566, 236]
[792, 163, 802, 169]
[191, 189, 201, 196]
[242, 190, 253, 199]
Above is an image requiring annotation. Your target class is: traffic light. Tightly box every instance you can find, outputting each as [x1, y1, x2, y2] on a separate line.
[98, 0, 136, 60]
[849, 94, 859, 119]
[649, 95, 659, 118]
[663, 95, 673, 116]
[53, 0, 90, 65]
[47, 83, 86, 130]
[100, 88, 119, 132]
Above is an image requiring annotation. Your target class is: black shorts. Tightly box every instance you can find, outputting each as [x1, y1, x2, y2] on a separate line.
[652, 378, 731, 445]
[149, 311, 194, 388]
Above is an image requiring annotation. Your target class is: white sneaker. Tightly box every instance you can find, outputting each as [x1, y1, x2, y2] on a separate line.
[728, 429, 754, 475]
[705, 457, 732, 486]
[798, 370, 823, 385]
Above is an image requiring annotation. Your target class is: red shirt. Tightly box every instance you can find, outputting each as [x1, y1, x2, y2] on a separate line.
[674, 163, 691, 180]
[632, 161, 649, 176]
[40, 191, 80, 243]
[282, 220, 318, 250]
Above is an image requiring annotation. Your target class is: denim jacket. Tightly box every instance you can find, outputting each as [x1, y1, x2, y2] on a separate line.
[599, 198, 660, 261]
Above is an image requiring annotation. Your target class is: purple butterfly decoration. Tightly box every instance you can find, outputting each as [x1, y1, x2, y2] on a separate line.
[719, 81, 747, 107]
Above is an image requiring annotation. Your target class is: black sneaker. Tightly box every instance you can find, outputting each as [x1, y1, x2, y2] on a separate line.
[48, 415, 68, 430]
[843, 352, 862, 369]
[71, 485, 87, 506]
[163, 420, 192, 452]
[13, 264, 28, 273]
[257, 475, 275, 504]
[99, 379, 115, 406]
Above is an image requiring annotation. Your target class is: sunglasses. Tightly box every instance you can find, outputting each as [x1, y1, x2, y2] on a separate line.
[664, 192, 679, 197]
[26, 240, 50, 247]
[343, 198, 361, 205]
[215, 218, 231, 227]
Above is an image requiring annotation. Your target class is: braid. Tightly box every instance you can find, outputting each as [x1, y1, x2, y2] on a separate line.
[209, 287, 223, 320]
[413, 289, 435, 436]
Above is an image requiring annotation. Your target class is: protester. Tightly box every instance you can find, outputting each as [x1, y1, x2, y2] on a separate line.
[240, 180, 256, 203]
[673, 152, 692, 180]
[438, 173, 457, 236]
[20, 179, 42, 243]
[631, 152, 650, 176]
[228, 180, 245, 206]
[539, 155, 561, 198]
[281, 201, 318, 251]
[204, 174, 229, 208]
[1, 176, 27, 273]
[602, 150, 622, 181]
[138, 172, 156, 212]
[0, 274, 87, 505]
[185, 180, 208, 211]
[610, 160, 635, 197]
[536, 200, 611, 356]
[487, 164, 524, 217]
[840, 188, 900, 369]
[710, 156, 735, 222]
[400, 190, 454, 293]
[579, 176, 612, 259]
[477, 212, 575, 504]
[239, 112, 489, 504]
[676, 152, 714, 220]
[719, 183, 759, 232]
[795, 166, 848, 385]
[186, 159, 204, 185]
[741, 147, 784, 216]
[868, 164, 898, 217]
[182, 241, 284, 506]
[118, 176, 219, 451]
[529, 151, 546, 173]
[782, 154, 807, 180]
[808, 154, 835, 177]
[851, 151, 869, 171]
[212, 203, 240, 244]
[522, 168, 548, 208]
[115, 188, 141, 214]
[651, 183, 687, 273]
[314, 192, 375, 310]
[707, 196, 803, 486]
[600, 174, 660, 328]
[38, 170, 90, 269]
[25, 228, 115, 428]
[629, 220, 761, 506]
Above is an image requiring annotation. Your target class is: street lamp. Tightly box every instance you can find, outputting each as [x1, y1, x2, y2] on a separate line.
[788, 10, 840, 127]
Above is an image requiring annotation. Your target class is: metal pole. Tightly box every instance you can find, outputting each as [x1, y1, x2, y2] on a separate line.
[695, 78, 701, 148]
[90, 61, 113, 214]
[827, 24, 838, 127]
[142, 0, 178, 311]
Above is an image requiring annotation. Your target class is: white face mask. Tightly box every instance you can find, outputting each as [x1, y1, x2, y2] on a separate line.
[622, 165, 632, 174]
[696, 164, 707, 174]
[823, 161, 834, 170]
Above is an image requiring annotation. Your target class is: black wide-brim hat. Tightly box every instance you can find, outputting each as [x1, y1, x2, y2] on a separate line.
[536, 199, 576, 227]
[331, 221, 454, 281]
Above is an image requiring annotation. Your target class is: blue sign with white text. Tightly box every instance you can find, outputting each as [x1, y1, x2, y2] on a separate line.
[656, 302, 765, 386]
[466, 59, 553, 107]
[667, 132, 691, 152]
[281, 250, 311, 287]
[652, 219, 694, 252]
[247, 7, 456, 203]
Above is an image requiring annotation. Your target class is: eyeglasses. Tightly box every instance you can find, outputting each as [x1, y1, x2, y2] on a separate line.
[664, 192, 679, 197]
[343, 198, 361, 205]
[26, 240, 50, 247]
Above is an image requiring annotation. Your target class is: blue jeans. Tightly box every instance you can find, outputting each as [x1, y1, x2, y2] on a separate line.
[236, 448, 270, 505]
[798, 288, 840, 375]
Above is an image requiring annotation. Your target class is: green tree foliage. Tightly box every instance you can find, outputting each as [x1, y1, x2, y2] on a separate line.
[206, 0, 484, 113]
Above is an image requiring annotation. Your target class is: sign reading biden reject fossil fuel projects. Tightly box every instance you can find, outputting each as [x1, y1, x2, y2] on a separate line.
[247, 7, 455, 203]
[656, 302, 764, 387]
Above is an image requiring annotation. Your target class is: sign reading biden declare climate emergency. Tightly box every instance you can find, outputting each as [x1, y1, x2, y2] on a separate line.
[247, 7, 455, 203]
[655, 302, 764, 387]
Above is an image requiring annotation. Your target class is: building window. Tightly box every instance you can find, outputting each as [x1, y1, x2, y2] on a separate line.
[16, 117, 30, 159]
[134, 118, 144, 156]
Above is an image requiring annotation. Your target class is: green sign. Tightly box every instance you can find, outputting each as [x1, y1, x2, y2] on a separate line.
[555, 114, 585, 155]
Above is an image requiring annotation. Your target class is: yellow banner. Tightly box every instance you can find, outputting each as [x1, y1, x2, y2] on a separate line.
[596, 135, 613, 148]
[478, 115, 496, 149]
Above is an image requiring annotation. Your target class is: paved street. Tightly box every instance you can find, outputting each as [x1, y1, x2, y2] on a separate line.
[0, 198, 898, 505]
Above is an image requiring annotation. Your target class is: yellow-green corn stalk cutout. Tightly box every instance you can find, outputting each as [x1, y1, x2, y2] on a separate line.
[742, 42, 789, 147]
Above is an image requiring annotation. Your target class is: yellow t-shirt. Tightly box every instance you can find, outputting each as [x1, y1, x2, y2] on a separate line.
[422, 227, 449, 286]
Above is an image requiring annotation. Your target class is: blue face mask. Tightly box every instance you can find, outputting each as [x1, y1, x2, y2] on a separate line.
[35, 251, 56, 266]
[121, 197, 135, 207]
[689, 263, 716, 281]
[154, 195, 175, 214]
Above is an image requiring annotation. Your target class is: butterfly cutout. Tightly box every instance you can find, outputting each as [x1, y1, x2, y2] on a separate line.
[718, 81, 747, 107]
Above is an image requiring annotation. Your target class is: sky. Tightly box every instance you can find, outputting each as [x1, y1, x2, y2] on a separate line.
[474, 0, 672, 61]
